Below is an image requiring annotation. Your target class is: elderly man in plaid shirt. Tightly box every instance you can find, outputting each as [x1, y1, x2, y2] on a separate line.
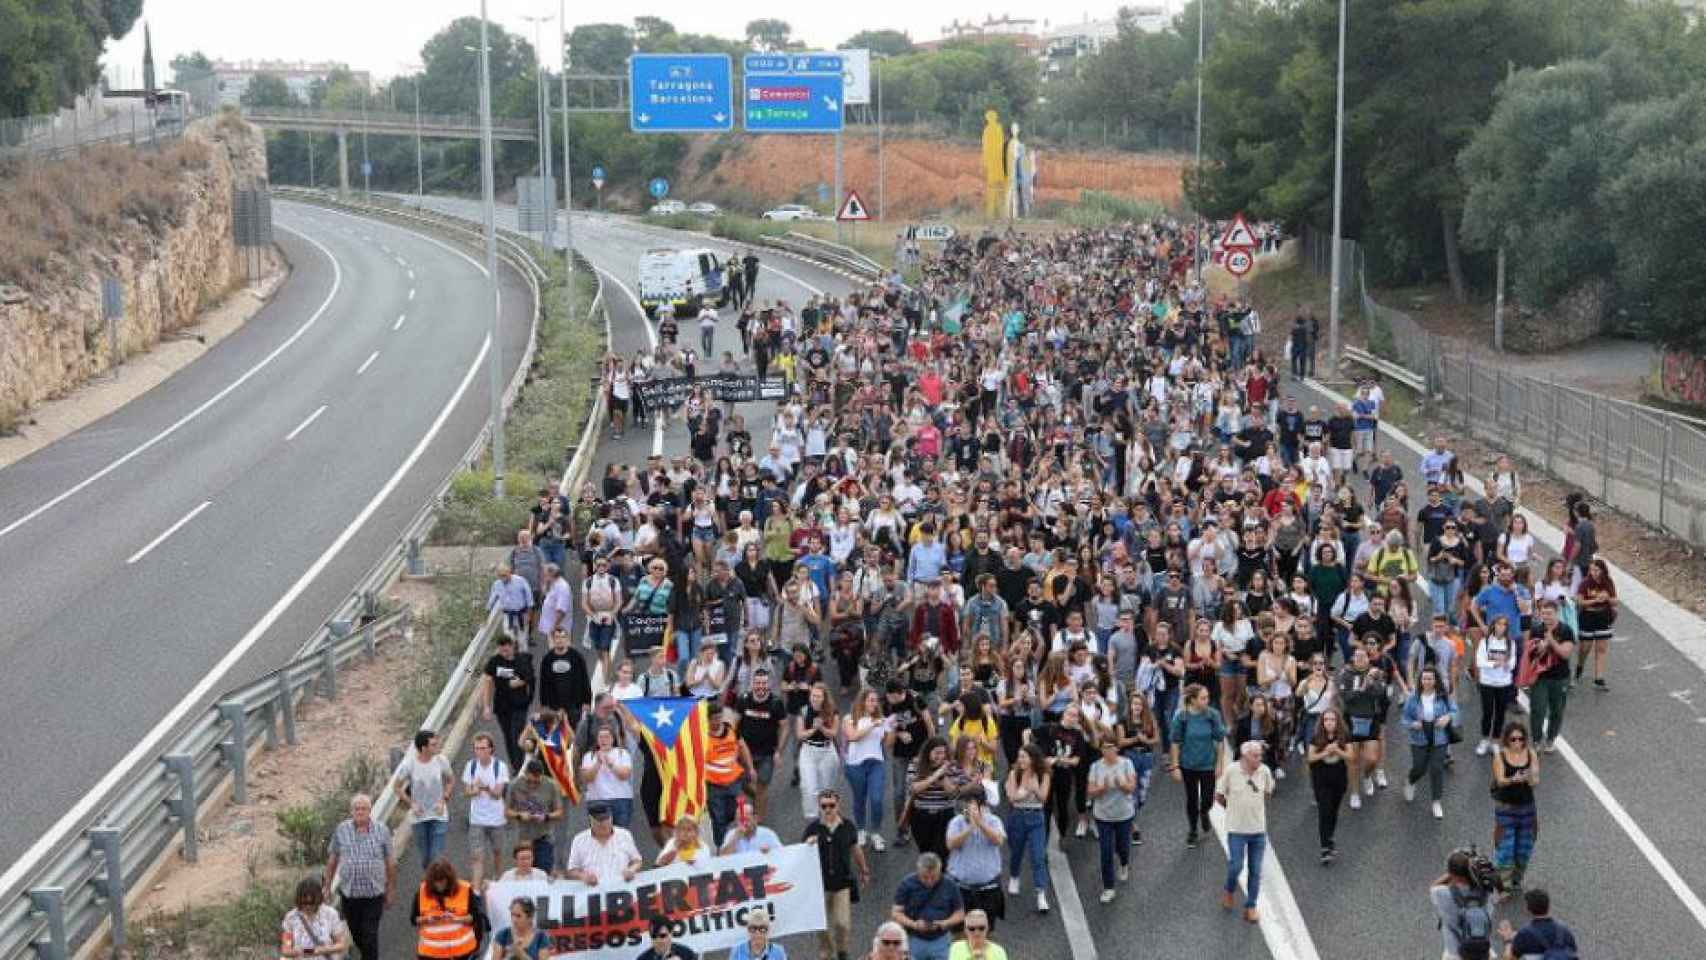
[323, 793, 396, 960]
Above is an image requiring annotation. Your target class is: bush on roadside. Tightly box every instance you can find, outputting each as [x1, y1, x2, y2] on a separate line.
[1061, 190, 1164, 228]
[642, 212, 706, 232]
[274, 752, 386, 866]
[391, 573, 487, 733]
[710, 215, 787, 246]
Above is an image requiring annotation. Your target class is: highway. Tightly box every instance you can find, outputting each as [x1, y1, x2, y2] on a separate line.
[381, 201, 1706, 958]
[0, 200, 532, 873]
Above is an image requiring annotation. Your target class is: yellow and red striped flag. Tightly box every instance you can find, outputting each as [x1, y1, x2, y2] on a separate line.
[625, 697, 709, 823]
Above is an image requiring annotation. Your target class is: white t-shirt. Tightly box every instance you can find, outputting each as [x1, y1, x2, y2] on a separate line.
[845, 715, 887, 765]
[462, 757, 510, 828]
[580, 747, 634, 801]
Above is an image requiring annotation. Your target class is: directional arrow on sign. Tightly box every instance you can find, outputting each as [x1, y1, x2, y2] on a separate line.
[637, 113, 651, 125]
[823, 96, 839, 111]
[713, 112, 727, 124]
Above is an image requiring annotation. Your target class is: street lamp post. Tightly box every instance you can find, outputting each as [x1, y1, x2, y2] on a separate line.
[1327, 0, 1348, 379]
[477, 2, 506, 498]
[361, 84, 371, 201]
[399, 63, 425, 207]
[1194, 0, 1206, 285]
[520, 13, 555, 249]
[559, 0, 574, 318]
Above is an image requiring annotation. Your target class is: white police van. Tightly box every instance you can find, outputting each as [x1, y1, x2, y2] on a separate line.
[637, 247, 728, 318]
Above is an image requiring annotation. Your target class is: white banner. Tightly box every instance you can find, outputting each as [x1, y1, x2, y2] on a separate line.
[484, 845, 827, 959]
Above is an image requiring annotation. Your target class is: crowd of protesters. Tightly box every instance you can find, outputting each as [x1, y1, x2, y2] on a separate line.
[305, 219, 1604, 960]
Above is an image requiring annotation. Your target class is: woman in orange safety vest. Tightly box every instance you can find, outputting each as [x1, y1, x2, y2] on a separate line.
[411, 857, 485, 960]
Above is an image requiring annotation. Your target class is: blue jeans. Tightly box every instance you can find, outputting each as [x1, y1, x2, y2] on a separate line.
[1154, 688, 1180, 752]
[1225, 832, 1267, 909]
[676, 627, 702, 664]
[413, 818, 448, 868]
[1096, 817, 1132, 890]
[1093, 628, 1113, 657]
[1427, 578, 1460, 624]
[908, 936, 952, 960]
[1005, 808, 1049, 890]
[845, 758, 886, 833]
[708, 782, 740, 848]
[1123, 750, 1155, 809]
[607, 797, 634, 829]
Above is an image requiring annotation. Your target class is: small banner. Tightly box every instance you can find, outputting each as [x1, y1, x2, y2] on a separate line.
[484, 845, 828, 958]
[621, 612, 672, 657]
[631, 374, 787, 408]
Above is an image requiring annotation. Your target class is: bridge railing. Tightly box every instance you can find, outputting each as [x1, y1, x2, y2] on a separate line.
[240, 104, 537, 134]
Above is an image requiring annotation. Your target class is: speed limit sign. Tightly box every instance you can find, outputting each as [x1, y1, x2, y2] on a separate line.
[1225, 248, 1255, 277]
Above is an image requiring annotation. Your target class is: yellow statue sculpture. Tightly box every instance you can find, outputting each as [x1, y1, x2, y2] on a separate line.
[981, 109, 1006, 221]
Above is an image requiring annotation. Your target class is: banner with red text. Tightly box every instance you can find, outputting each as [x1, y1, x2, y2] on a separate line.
[483, 844, 826, 959]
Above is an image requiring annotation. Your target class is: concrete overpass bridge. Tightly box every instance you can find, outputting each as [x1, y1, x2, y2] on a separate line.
[240, 105, 537, 195]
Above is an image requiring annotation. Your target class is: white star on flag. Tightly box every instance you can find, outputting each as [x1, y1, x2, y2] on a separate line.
[651, 704, 675, 728]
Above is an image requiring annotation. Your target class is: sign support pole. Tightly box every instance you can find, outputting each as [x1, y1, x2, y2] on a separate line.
[834, 130, 844, 245]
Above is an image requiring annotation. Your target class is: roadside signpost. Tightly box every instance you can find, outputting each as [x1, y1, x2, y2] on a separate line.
[628, 54, 734, 133]
[590, 165, 606, 190]
[1221, 210, 1257, 278]
[743, 53, 846, 133]
[1224, 248, 1255, 276]
[836, 190, 871, 222]
[906, 224, 956, 241]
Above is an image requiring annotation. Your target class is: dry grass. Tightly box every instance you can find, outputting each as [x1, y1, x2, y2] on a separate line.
[0, 140, 211, 289]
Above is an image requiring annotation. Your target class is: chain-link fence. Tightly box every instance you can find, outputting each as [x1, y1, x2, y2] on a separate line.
[1298, 223, 1706, 546]
[0, 92, 183, 165]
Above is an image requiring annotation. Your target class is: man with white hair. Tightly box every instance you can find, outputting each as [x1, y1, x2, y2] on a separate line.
[1216, 739, 1276, 925]
[862, 921, 908, 960]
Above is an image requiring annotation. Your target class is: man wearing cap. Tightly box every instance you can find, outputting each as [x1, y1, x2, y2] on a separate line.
[565, 801, 641, 886]
[635, 920, 699, 960]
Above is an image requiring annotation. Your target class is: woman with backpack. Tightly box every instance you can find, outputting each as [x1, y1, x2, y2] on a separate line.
[1430, 850, 1497, 960]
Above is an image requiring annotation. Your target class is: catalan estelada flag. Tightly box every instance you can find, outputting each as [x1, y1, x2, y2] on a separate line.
[530, 717, 580, 807]
[624, 697, 709, 823]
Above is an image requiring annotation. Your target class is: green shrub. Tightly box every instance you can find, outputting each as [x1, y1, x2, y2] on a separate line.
[392, 573, 487, 732]
[710, 216, 787, 246]
[274, 752, 386, 866]
[1062, 190, 1164, 228]
[642, 212, 707, 232]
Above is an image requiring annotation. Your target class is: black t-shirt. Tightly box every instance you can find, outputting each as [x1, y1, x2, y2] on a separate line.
[1351, 612, 1398, 647]
[883, 692, 929, 759]
[538, 647, 592, 716]
[484, 653, 535, 712]
[803, 817, 860, 891]
[736, 693, 788, 757]
[1277, 410, 1304, 446]
[1147, 642, 1182, 692]
[1302, 418, 1327, 447]
[1326, 415, 1355, 449]
[1236, 425, 1272, 461]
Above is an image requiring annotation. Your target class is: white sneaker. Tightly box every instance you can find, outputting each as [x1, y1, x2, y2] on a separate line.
[1431, 801, 1444, 820]
[1375, 769, 1390, 789]
[1074, 821, 1088, 838]
[1007, 877, 1020, 896]
[1404, 782, 1416, 803]
[858, 830, 867, 848]
[1118, 865, 1130, 883]
[1475, 738, 1492, 756]
[1350, 793, 1362, 810]
[869, 832, 886, 852]
[1099, 889, 1116, 903]
[1274, 766, 1287, 780]
[1363, 778, 1376, 797]
[1036, 891, 1050, 913]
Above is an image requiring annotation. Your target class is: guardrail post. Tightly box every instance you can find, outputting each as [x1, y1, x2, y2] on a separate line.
[321, 641, 339, 700]
[363, 620, 377, 659]
[1598, 396, 1611, 502]
[1547, 375, 1559, 474]
[406, 536, 424, 576]
[90, 826, 127, 949]
[276, 672, 298, 746]
[218, 700, 249, 804]
[1661, 419, 1673, 532]
[163, 753, 198, 862]
[28, 887, 67, 960]
[362, 590, 377, 619]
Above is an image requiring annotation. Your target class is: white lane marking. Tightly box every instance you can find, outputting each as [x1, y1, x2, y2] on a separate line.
[357, 350, 380, 375]
[1046, 842, 1099, 960]
[0, 222, 342, 542]
[1, 332, 492, 902]
[593, 266, 664, 456]
[408, 287, 416, 301]
[394, 313, 406, 331]
[1555, 736, 1706, 932]
[125, 500, 212, 565]
[408, 269, 415, 281]
[1208, 806, 1323, 960]
[1303, 374, 1706, 937]
[284, 404, 328, 441]
[395, 255, 408, 268]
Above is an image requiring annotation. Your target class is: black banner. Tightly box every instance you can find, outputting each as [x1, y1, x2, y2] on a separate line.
[630, 374, 786, 408]
[621, 613, 671, 656]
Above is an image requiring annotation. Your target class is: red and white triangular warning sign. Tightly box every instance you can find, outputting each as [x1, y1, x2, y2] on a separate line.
[1221, 212, 1258, 248]
[836, 189, 871, 222]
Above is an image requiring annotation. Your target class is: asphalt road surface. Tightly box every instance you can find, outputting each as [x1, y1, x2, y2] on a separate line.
[0, 200, 531, 876]
[368, 200, 1706, 958]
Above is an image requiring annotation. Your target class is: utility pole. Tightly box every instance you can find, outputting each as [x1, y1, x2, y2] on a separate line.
[876, 54, 885, 223]
[1193, 0, 1206, 285]
[520, 13, 555, 250]
[1493, 59, 1513, 353]
[413, 73, 423, 206]
[1327, 0, 1348, 379]
[559, 0, 575, 317]
[477, 2, 506, 498]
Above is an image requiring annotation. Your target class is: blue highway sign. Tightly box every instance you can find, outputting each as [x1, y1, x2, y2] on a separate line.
[629, 54, 734, 133]
[744, 73, 845, 133]
[649, 177, 670, 199]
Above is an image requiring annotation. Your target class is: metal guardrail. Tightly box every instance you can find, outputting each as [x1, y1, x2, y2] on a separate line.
[1343, 345, 1427, 395]
[240, 105, 537, 136]
[0, 190, 579, 960]
[761, 231, 885, 280]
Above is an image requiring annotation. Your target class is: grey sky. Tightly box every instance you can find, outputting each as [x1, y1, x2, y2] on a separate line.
[102, 1, 1168, 87]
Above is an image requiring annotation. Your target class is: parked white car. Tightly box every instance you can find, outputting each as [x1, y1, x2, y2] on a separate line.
[687, 202, 721, 217]
[761, 203, 824, 221]
[649, 199, 687, 215]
